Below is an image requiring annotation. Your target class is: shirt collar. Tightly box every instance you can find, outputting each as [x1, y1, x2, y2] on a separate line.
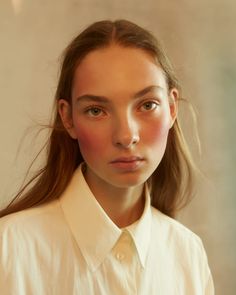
[59, 164, 152, 271]
[124, 183, 152, 268]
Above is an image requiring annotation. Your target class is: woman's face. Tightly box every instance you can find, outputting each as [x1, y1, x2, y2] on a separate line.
[59, 45, 178, 190]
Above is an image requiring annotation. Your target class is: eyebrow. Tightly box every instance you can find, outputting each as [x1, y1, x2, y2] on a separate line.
[75, 85, 163, 103]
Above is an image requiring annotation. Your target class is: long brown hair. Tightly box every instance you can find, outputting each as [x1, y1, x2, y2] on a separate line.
[0, 19, 197, 218]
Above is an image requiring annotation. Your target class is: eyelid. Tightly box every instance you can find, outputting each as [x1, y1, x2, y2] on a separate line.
[84, 104, 103, 110]
[140, 97, 161, 104]
[138, 98, 160, 108]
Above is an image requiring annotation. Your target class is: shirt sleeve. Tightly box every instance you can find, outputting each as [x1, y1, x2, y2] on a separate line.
[0, 223, 7, 292]
[198, 237, 215, 295]
[205, 271, 215, 295]
[0, 220, 19, 295]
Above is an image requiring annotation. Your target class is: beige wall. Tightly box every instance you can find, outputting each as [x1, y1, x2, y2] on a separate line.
[1, 1, 235, 293]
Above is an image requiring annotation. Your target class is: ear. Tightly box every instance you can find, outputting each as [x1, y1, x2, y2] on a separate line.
[168, 88, 179, 128]
[58, 99, 77, 139]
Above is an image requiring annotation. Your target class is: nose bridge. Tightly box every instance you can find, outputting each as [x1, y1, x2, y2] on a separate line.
[112, 108, 139, 147]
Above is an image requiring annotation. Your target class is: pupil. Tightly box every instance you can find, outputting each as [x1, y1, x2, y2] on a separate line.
[93, 108, 99, 114]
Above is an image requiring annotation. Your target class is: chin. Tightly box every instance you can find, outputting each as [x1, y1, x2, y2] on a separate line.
[107, 173, 150, 188]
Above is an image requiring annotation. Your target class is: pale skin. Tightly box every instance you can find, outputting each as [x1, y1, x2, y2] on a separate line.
[59, 44, 178, 228]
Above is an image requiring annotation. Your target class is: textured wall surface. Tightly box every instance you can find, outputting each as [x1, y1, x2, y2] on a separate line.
[0, 0, 235, 293]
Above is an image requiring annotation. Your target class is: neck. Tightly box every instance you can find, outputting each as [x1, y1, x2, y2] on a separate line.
[84, 170, 145, 228]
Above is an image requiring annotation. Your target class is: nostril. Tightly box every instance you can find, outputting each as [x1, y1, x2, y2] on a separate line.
[115, 134, 140, 148]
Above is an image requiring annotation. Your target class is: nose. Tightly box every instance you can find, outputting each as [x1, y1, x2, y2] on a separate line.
[112, 114, 140, 149]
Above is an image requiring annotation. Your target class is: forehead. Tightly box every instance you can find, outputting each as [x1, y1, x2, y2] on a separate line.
[72, 45, 167, 98]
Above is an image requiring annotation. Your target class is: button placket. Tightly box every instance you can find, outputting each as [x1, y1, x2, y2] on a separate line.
[113, 231, 133, 263]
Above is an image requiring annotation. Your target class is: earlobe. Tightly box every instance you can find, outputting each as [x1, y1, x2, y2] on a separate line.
[168, 88, 178, 128]
[58, 99, 77, 139]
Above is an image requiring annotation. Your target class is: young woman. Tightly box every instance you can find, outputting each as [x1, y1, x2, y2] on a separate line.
[0, 20, 214, 294]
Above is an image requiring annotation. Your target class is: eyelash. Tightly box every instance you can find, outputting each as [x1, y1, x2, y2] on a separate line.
[84, 100, 160, 117]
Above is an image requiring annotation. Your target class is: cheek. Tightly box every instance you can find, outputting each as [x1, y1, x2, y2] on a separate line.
[143, 119, 170, 147]
[75, 126, 107, 159]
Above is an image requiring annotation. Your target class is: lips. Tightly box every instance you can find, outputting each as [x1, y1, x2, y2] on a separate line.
[109, 156, 145, 171]
[110, 156, 144, 163]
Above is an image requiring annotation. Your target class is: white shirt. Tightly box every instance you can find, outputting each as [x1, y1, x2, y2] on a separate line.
[0, 165, 214, 295]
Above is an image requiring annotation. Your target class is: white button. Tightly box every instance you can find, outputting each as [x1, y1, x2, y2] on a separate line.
[116, 252, 125, 261]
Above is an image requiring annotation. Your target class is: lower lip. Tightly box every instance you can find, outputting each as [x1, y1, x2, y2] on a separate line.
[110, 160, 144, 171]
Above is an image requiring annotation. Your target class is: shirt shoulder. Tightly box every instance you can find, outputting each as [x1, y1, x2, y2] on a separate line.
[151, 206, 202, 244]
[150, 207, 214, 293]
[0, 200, 66, 250]
[150, 206, 209, 268]
[0, 199, 58, 226]
[152, 207, 214, 288]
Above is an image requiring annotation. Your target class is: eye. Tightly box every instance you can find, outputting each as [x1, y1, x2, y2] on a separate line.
[85, 106, 104, 117]
[140, 101, 159, 111]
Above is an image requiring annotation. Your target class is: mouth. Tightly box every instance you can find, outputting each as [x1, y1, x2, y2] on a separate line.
[110, 156, 144, 163]
[109, 156, 145, 171]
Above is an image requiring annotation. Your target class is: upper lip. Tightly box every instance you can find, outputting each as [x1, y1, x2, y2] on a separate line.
[110, 156, 144, 163]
